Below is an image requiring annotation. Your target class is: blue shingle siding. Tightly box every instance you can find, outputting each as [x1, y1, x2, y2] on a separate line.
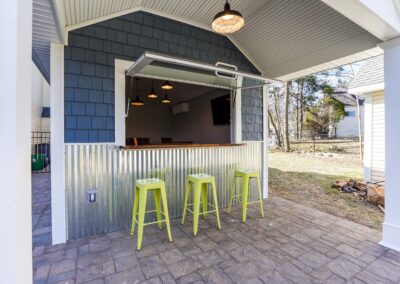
[242, 78, 263, 141]
[65, 11, 260, 143]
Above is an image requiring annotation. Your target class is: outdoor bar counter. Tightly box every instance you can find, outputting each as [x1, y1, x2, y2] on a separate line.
[123, 143, 243, 149]
[65, 142, 263, 239]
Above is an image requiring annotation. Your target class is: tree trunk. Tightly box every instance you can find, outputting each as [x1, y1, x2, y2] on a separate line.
[268, 109, 281, 147]
[299, 82, 304, 139]
[296, 92, 299, 139]
[284, 82, 291, 151]
[273, 92, 284, 147]
[355, 94, 363, 159]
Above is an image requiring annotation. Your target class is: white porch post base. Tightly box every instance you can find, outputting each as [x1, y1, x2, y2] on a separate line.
[51, 43, 67, 244]
[379, 37, 400, 252]
[262, 84, 268, 198]
[380, 223, 400, 252]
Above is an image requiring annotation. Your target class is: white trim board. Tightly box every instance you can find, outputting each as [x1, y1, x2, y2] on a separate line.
[348, 83, 384, 95]
[363, 94, 372, 182]
[50, 43, 66, 244]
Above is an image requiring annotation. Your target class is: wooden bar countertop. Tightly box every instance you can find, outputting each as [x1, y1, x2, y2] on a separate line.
[123, 143, 244, 150]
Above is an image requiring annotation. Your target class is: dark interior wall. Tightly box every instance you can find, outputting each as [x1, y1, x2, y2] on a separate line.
[125, 89, 230, 144]
[64, 11, 260, 143]
[125, 101, 173, 143]
[171, 89, 230, 144]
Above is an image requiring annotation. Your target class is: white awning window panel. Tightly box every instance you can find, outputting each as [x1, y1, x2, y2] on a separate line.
[125, 51, 280, 90]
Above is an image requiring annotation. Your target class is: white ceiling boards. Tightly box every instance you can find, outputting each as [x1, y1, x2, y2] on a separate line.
[34, 0, 387, 81]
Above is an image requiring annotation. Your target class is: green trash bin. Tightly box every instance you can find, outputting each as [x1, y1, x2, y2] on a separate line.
[32, 154, 46, 171]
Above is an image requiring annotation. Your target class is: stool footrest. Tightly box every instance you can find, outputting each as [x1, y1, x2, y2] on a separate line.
[132, 217, 168, 226]
[232, 200, 263, 206]
[184, 202, 217, 215]
[186, 208, 217, 215]
[134, 210, 166, 216]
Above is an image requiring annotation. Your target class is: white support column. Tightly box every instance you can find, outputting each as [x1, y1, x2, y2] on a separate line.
[262, 84, 269, 198]
[51, 43, 67, 244]
[0, 0, 33, 282]
[363, 94, 372, 182]
[380, 37, 400, 252]
[232, 76, 242, 143]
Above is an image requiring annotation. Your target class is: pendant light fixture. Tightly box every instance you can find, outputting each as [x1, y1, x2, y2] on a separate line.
[147, 80, 158, 99]
[212, 0, 244, 34]
[162, 93, 171, 104]
[161, 81, 173, 90]
[131, 78, 144, 106]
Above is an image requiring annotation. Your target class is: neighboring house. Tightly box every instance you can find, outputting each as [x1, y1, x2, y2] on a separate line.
[31, 61, 50, 133]
[348, 55, 384, 183]
[330, 89, 364, 138]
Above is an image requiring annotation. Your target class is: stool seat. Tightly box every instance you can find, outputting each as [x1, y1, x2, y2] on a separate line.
[136, 178, 164, 186]
[130, 178, 172, 250]
[182, 173, 221, 236]
[235, 169, 258, 177]
[228, 169, 264, 222]
[188, 173, 214, 182]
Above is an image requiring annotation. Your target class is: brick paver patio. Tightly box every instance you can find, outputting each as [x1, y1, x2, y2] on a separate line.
[32, 174, 400, 283]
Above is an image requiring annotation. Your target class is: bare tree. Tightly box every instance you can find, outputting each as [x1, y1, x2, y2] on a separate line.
[283, 82, 291, 151]
[268, 109, 281, 147]
[349, 63, 363, 160]
[355, 94, 363, 159]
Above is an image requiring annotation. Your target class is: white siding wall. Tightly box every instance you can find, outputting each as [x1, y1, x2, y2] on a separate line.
[31, 62, 43, 132]
[371, 91, 385, 182]
[31, 62, 50, 132]
[41, 82, 51, 132]
[336, 105, 364, 138]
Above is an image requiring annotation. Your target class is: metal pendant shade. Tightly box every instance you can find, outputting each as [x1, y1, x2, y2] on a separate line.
[161, 81, 173, 90]
[147, 88, 158, 98]
[212, 0, 244, 34]
[162, 93, 171, 104]
[147, 80, 158, 98]
[131, 78, 144, 106]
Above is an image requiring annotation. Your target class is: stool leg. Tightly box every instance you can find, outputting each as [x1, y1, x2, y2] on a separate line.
[227, 176, 236, 213]
[242, 176, 250, 223]
[211, 179, 221, 230]
[181, 180, 190, 225]
[160, 185, 172, 242]
[201, 183, 208, 219]
[154, 190, 163, 229]
[256, 175, 265, 217]
[137, 189, 148, 250]
[193, 182, 202, 236]
[130, 187, 139, 236]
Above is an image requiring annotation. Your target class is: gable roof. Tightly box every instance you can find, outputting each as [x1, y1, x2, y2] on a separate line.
[348, 55, 384, 90]
[33, 0, 382, 81]
[330, 91, 364, 106]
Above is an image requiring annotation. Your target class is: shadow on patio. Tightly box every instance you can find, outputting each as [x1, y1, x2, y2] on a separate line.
[32, 174, 400, 283]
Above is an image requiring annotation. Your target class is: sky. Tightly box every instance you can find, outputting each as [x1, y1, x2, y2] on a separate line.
[315, 61, 364, 88]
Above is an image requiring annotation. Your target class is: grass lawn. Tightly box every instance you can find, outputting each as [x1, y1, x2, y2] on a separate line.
[268, 151, 383, 229]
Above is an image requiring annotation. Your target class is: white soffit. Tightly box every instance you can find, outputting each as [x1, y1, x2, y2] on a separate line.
[33, 0, 63, 78]
[34, 0, 384, 80]
[277, 47, 383, 81]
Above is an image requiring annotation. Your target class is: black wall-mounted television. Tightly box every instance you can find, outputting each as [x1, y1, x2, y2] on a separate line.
[211, 94, 230, 125]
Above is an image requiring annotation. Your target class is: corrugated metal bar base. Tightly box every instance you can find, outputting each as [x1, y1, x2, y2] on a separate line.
[65, 142, 263, 240]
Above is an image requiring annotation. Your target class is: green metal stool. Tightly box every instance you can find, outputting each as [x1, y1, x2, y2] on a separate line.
[130, 178, 172, 250]
[181, 174, 221, 236]
[227, 169, 264, 222]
